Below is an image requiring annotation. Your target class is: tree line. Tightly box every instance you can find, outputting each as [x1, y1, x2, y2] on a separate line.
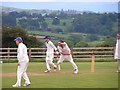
[2, 11, 118, 36]
[2, 25, 116, 48]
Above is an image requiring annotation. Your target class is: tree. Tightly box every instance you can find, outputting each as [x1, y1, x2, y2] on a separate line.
[18, 18, 40, 30]
[71, 13, 117, 36]
[52, 17, 60, 25]
[86, 34, 99, 41]
[9, 11, 21, 18]
[40, 21, 48, 30]
[62, 22, 66, 26]
[2, 26, 43, 48]
[2, 13, 16, 27]
[20, 11, 30, 17]
[75, 41, 88, 47]
[65, 40, 74, 48]
[97, 36, 116, 47]
[68, 34, 83, 44]
[54, 28, 63, 33]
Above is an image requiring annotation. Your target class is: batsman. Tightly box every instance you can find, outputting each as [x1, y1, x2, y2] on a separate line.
[57, 40, 78, 74]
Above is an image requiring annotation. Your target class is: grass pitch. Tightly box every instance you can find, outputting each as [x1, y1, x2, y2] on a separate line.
[2, 62, 118, 88]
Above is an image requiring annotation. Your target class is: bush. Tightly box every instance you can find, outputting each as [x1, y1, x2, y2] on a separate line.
[75, 41, 88, 47]
[2, 26, 43, 48]
[52, 17, 60, 25]
[96, 36, 116, 47]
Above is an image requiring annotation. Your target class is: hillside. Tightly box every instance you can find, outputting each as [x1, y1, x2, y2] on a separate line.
[2, 6, 118, 47]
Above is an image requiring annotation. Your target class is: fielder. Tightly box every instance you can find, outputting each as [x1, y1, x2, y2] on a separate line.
[44, 36, 58, 73]
[12, 37, 31, 87]
[114, 34, 120, 73]
[57, 40, 78, 74]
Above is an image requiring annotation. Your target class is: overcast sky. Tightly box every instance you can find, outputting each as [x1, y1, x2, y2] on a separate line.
[1, 0, 119, 2]
[2, 1, 119, 12]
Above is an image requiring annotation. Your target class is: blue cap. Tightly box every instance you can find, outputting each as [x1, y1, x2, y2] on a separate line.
[14, 37, 23, 41]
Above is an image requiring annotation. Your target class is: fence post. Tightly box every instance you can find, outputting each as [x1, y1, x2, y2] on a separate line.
[7, 47, 10, 59]
[91, 49, 95, 72]
[29, 48, 31, 59]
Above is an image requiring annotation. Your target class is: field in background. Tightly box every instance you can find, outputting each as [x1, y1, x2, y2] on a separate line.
[2, 62, 118, 88]
[28, 30, 106, 47]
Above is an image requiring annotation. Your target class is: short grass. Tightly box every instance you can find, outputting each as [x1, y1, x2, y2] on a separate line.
[2, 62, 118, 88]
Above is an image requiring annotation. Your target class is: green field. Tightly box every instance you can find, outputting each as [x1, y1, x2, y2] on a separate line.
[28, 31, 70, 39]
[2, 62, 118, 88]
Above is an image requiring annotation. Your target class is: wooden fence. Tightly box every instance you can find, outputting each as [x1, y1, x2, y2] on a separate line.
[0, 47, 115, 60]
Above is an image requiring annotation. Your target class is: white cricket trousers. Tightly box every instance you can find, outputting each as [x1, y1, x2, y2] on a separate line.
[46, 53, 56, 70]
[15, 61, 30, 86]
[57, 54, 78, 70]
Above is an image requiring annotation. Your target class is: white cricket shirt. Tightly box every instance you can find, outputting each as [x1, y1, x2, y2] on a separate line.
[45, 41, 57, 54]
[57, 42, 71, 54]
[17, 43, 29, 62]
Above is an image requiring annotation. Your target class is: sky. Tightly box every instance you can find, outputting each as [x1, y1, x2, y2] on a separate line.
[1, 0, 119, 2]
[2, 2, 119, 12]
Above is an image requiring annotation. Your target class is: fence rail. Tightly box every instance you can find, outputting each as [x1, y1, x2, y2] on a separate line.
[0, 47, 115, 60]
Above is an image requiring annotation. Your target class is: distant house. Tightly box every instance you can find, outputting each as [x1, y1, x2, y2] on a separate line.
[22, 16, 27, 19]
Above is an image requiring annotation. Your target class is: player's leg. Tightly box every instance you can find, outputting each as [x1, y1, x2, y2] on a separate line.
[67, 55, 78, 74]
[49, 54, 57, 71]
[57, 55, 64, 71]
[45, 56, 51, 72]
[22, 62, 31, 86]
[23, 72, 31, 86]
[57, 55, 64, 65]
[50, 61, 57, 71]
[12, 62, 23, 87]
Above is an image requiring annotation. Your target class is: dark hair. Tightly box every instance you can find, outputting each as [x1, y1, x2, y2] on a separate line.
[44, 36, 51, 39]
[58, 40, 64, 43]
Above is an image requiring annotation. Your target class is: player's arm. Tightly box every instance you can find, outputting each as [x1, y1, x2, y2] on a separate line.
[57, 45, 70, 55]
[57, 46, 62, 54]
[50, 42, 59, 55]
[17, 44, 24, 63]
[50, 42, 57, 51]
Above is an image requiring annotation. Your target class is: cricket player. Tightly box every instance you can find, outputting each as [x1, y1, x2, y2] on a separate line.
[12, 37, 31, 87]
[114, 34, 120, 73]
[57, 40, 78, 74]
[44, 36, 58, 73]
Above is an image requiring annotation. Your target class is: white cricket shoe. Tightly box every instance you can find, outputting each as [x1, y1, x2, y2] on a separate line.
[23, 83, 31, 87]
[44, 70, 51, 73]
[12, 84, 21, 87]
[74, 69, 78, 74]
